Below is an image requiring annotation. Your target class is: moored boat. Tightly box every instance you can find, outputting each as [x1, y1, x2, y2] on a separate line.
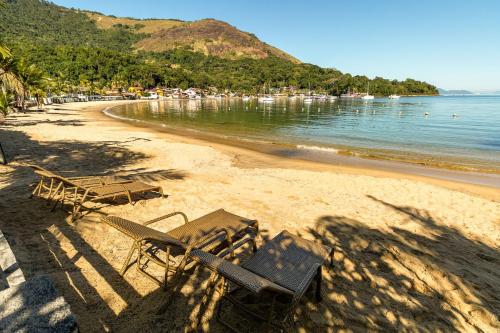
[340, 87, 356, 98]
[361, 82, 374, 100]
[258, 96, 274, 103]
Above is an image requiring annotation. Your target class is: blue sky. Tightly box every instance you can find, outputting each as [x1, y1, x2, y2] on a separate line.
[53, 0, 500, 92]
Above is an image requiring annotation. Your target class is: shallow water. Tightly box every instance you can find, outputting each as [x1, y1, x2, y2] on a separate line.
[110, 96, 500, 172]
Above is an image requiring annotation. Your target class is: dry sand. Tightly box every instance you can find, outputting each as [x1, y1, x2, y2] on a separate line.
[0, 101, 499, 332]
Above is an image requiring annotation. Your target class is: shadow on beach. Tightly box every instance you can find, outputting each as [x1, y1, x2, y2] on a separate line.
[303, 197, 500, 332]
[1, 113, 499, 332]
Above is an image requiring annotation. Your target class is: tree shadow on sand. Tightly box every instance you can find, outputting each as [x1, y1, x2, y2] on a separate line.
[302, 195, 499, 332]
[0, 127, 200, 331]
[1, 119, 86, 127]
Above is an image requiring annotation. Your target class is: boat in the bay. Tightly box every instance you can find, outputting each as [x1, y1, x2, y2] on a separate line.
[361, 82, 374, 100]
[258, 96, 274, 103]
[340, 87, 356, 98]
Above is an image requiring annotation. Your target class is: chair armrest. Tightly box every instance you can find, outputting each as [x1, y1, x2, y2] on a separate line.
[143, 211, 189, 226]
[184, 227, 232, 255]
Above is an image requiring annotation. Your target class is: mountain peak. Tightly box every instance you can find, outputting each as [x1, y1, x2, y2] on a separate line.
[85, 12, 300, 63]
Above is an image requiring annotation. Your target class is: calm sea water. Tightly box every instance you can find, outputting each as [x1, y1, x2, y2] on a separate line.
[110, 96, 500, 171]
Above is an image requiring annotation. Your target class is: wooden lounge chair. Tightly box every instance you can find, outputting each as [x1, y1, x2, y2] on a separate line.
[189, 230, 334, 331]
[101, 209, 258, 288]
[29, 164, 127, 200]
[51, 175, 164, 220]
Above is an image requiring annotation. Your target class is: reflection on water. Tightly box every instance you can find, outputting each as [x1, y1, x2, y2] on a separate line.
[111, 96, 500, 170]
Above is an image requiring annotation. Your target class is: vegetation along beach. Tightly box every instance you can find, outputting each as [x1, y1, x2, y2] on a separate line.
[0, 1, 499, 332]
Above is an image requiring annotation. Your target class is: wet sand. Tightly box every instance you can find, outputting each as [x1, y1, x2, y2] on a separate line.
[0, 101, 499, 332]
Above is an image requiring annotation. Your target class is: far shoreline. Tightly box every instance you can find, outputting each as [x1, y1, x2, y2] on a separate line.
[95, 101, 499, 201]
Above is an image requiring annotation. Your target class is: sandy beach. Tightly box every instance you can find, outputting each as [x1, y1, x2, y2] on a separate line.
[0, 101, 499, 332]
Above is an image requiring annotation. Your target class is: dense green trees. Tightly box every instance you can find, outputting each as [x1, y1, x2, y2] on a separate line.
[0, 0, 438, 97]
[0, 51, 48, 113]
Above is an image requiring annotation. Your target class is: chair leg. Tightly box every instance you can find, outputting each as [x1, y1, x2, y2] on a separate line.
[120, 241, 137, 276]
[266, 296, 277, 333]
[200, 271, 219, 307]
[37, 177, 45, 197]
[315, 266, 322, 302]
[30, 180, 42, 198]
[162, 246, 171, 290]
[47, 182, 62, 204]
[51, 186, 65, 212]
[47, 179, 54, 198]
[215, 280, 241, 333]
[71, 190, 88, 220]
[330, 248, 335, 268]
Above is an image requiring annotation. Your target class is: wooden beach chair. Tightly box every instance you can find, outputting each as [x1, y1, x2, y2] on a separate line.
[190, 230, 333, 331]
[101, 209, 259, 288]
[29, 164, 127, 200]
[50, 175, 164, 220]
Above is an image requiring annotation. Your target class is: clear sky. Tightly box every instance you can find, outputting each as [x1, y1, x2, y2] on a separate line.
[53, 0, 500, 92]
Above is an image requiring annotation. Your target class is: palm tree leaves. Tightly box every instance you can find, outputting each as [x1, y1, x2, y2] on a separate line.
[1, 52, 24, 98]
[0, 89, 13, 116]
[1, 51, 48, 111]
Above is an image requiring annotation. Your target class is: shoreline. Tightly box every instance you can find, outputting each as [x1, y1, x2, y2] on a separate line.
[100, 102, 499, 200]
[105, 100, 500, 175]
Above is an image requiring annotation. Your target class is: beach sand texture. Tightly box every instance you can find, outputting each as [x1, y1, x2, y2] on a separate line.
[0, 101, 499, 332]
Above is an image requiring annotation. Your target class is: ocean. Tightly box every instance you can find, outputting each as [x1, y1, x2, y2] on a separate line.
[109, 95, 500, 175]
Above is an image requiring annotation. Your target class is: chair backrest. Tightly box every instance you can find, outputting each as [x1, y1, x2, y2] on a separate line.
[29, 165, 87, 187]
[102, 216, 186, 249]
[29, 165, 58, 178]
[49, 174, 83, 189]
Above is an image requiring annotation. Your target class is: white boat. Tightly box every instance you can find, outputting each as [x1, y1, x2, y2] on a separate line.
[304, 81, 314, 103]
[340, 87, 356, 98]
[388, 94, 400, 99]
[328, 96, 338, 101]
[361, 82, 374, 100]
[258, 96, 274, 103]
[242, 96, 250, 101]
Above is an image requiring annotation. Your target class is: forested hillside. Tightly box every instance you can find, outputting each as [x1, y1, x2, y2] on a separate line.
[0, 0, 438, 95]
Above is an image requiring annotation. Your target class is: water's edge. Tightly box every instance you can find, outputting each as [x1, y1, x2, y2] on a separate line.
[103, 106, 500, 189]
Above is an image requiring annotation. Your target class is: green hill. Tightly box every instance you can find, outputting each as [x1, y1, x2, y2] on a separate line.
[84, 12, 300, 63]
[0, 0, 438, 95]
